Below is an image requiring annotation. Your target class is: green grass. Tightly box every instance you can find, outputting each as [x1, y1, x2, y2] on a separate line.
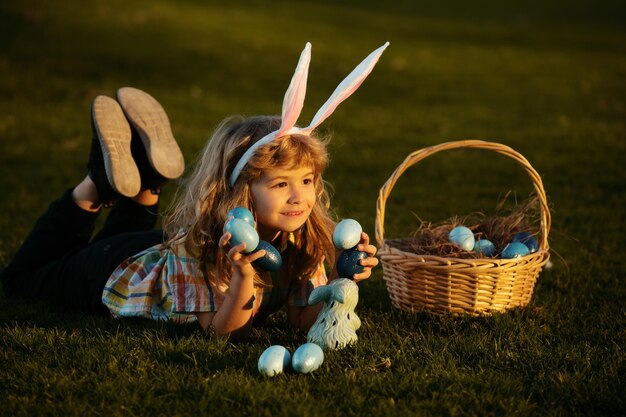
[1, 0, 624, 416]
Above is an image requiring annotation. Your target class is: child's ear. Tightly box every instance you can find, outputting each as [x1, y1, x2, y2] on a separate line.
[308, 285, 331, 305]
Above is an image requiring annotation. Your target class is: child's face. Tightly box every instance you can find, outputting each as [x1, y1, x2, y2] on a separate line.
[250, 165, 317, 241]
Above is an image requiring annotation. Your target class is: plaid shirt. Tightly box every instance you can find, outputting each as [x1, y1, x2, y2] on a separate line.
[101, 233, 327, 323]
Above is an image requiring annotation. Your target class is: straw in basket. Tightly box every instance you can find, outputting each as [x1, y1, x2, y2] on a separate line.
[375, 140, 551, 315]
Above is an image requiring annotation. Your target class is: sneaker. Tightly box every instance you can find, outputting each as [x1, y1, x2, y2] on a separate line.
[89, 96, 141, 205]
[116, 87, 185, 193]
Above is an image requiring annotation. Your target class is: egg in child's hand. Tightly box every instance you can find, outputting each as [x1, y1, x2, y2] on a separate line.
[227, 206, 255, 227]
[252, 240, 283, 271]
[501, 242, 530, 259]
[336, 248, 367, 279]
[333, 219, 363, 250]
[449, 226, 475, 251]
[225, 218, 259, 253]
[512, 231, 539, 253]
[258, 345, 291, 377]
[474, 239, 496, 257]
[292, 343, 324, 374]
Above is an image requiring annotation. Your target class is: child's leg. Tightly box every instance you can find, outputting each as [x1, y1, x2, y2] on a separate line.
[0, 94, 141, 309]
[0, 186, 165, 314]
[0, 188, 99, 301]
[91, 195, 160, 242]
[48, 229, 164, 314]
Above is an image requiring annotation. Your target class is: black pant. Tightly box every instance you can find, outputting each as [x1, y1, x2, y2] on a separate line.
[0, 189, 165, 315]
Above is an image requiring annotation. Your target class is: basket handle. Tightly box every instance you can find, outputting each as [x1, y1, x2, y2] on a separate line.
[375, 140, 551, 251]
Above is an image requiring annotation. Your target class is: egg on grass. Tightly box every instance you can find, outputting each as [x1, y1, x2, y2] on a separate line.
[291, 343, 324, 374]
[258, 345, 291, 377]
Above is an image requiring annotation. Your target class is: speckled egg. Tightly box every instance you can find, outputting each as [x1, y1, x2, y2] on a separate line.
[258, 345, 291, 377]
[474, 239, 496, 257]
[449, 226, 475, 251]
[225, 218, 259, 253]
[227, 206, 255, 227]
[336, 248, 367, 278]
[512, 231, 539, 253]
[292, 343, 324, 374]
[253, 240, 283, 271]
[333, 219, 363, 250]
[501, 242, 530, 259]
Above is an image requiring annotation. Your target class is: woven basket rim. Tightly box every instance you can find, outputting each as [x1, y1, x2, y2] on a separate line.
[378, 240, 549, 264]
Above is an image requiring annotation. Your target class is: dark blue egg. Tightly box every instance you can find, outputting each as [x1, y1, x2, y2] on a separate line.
[336, 248, 367, 279]
[252, 240, 283, 271]
[512, 231, 539, 253]
[227, 206, 255, 227]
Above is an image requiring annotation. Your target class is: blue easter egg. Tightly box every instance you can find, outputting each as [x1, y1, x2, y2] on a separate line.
[512, 231, 539, 253]
[333, 219, 363, 250]
[501, 242, 530, 259]
[258, 345, 291, 377]
[449, 226, 475, 251]
[292, 343, 324, 374]
[252, 240, 283, 271]
[225, 218, 259, 253]
[227, 206, 255, 227]
[336, 248, 367, 279]
[474, 239, 496, 257]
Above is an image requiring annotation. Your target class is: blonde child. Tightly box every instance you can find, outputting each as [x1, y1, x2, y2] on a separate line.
[0, 42, 387, 339]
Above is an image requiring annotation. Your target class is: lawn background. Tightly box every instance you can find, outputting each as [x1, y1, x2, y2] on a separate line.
[0, 0, 624, 416]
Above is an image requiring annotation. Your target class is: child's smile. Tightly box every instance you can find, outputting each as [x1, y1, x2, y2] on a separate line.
[251, 166, 316, 241]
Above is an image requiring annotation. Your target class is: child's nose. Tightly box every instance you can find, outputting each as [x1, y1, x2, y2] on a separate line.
[288, 187, 304, 204]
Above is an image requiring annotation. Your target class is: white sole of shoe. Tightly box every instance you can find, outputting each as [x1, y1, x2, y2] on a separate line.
[116, 87, 185, 180]
[91, 96, 141, 198]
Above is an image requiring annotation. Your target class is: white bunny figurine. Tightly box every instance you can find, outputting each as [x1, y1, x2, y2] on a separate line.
[307, 278, 361, 350]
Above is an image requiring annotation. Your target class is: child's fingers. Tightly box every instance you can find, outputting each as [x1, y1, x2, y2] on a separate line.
[357, 243, 377, 256]
[227, 242, 247, 259]
[352, 269, 371, 282]
[359, 256, 379, 268]
[247, 249, 266, 263]
[357, 233, 377, 256]
[219, 232, 232, 248]
[228, 245, 266, 265]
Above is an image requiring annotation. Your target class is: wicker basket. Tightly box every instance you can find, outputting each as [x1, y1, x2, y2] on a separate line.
[375, 140, 551, 315]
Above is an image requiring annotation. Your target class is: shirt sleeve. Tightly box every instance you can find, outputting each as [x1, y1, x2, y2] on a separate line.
[165, 246, 221, 314]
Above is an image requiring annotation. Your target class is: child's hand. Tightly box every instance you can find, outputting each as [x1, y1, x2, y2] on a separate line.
[353, 232, 379, 283]
[219, 231, 266, 279]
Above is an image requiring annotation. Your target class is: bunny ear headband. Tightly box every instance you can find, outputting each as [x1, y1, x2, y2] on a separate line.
[229, 41, 390, 187]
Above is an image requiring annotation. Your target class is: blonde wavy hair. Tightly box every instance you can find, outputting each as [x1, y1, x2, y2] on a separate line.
[164, 115, 336, 288]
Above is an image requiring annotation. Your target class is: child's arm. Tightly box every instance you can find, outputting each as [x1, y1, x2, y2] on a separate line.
[288, 232, 379, 330]
[195, 232, 266, 339]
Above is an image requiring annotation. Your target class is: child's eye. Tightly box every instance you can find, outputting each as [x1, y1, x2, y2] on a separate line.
[303, 178, 314, 185]
[273, 182, 287, 188]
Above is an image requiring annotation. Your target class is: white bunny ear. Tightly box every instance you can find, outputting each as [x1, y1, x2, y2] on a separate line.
[229, 42, 389, 188]
[229, 43, 312, 186]
[275, 42, 311, 138]
[300, 41, 389, 135]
